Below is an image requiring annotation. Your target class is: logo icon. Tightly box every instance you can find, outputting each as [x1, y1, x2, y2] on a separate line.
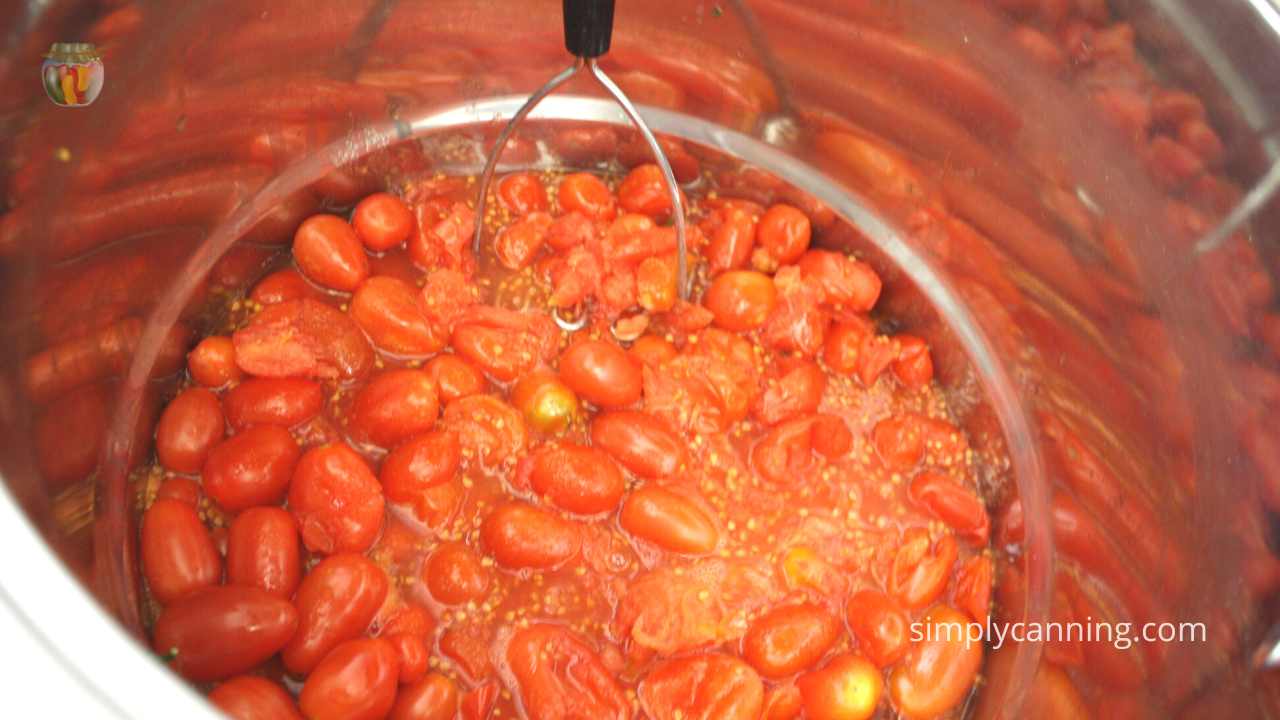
[42, 43, 104, 107]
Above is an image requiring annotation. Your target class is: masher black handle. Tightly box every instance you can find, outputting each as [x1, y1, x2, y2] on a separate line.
[563, 0, 615, 58]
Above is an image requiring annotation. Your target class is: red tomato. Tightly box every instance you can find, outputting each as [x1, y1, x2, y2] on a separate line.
[511, 370, 580, 434]
[764, 685, 803, 720]
[226, 506, 301, 599]
[461, 681, 499, 720]
[892, 335, 933, 388]
[495, 211, 552, 270]
[796, 654, 882, 720]
[636, 254, 679, 312]
[742, 603, 841, 679]
[908, 472, 990, 544]
[639, 653, 764, 720]
[155, 387, 224, 474]
[203, 425, 300, 512]
[283, 553, 390, 675]
[299, 638, 400, 720]
[391, 674, 459, 720]
[390, 633, 430, 684]
[547, 210, 597, 250]
[872, 414, 924, 471]
[222, 377, 323, 430]
[209, 676, 302, 720]
[141, 499, 221, 605]
[620, 485, 719, 554]
[631, 336, 677, 368]
[440, 625, 494, 683]
[888, 605, 983, 718]
[797, 250, 881, 311]
[152, 586, 298, 682]
[289, 443, 385, 554]
[506, 624, 629, 720]
[705, 205, 758, 272]
[156, 476, 200, 505]
[349, 276, 447, 356]
[846, 589, 910, 668]
[705, 271, 777, 331]
[352, 193, 414, 252]
[590, 410, 686, 479]
[449, 308, 557, 383]
[348, 369, 439, 448]
[558, 173, 616, 221]
[234, 298, 374, 380]
[618, 163, 679, 218]
[889, 529, 958, 610]
[498, 172, 549, 215]
[822, 319, 873, 375]
[250, 269, 323, 306]
[752, 415, 849, 485]
[558, 339, 642, 408]
[757, 205, 811, 265]
[753, 359, 826, 426]
[424, 542, 491, 605]
[425, 354, 486, 402]
[443, 394, 528, 467]
[293, 214, 370, 292]
[380, 430, 460, 521]
[526, 442, 626, 515]
[481, 502, 581, 569]
[188, 336, 243, 388]
[953, 555, 993, 623]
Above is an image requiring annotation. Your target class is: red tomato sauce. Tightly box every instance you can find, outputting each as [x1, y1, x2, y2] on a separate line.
[138, 163, 998, 720]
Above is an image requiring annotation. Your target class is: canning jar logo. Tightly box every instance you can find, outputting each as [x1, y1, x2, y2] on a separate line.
[42, 43, 104, 107]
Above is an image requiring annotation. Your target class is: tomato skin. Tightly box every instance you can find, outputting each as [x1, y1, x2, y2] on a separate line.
[391, 633, 430, 684]
[348, 369, 439, 448]
[250, 269, 322, 306]
[380, 430, 460, 520]
[498, 172, 549, 216]
[223, 377, 323, 430]
[889, 605, 984, 719]
[618, 163, 678, 218]
[155, 387, 225, 474]
[188, 336, 243, 388]
[590, 410, 686, 479]
[705, 271, 777, 331]
[742, 603, 842, 679]
[908, 472, 990, 544]
[209, 676, 301, 720]
[558, 173, 616, 221]
[156, 476, 201, 505]
[481, 502, 581, 570]
[283, 553, 390, 675]
[299, 638, 400, 720]
[753, 359, 826, 426]
[152, 586, 298, 682]
[425, 354, 486, 402]
[352, 192, 414, 252]
[234, 298, 374, 381]
[757, 204, 811, 265]
[822, 319, 873, 375]
[889, 530, 958, 610]
[620, 485, 719, 554]
[527, 442, 626, 515]
[953, 555, 993, 623]
[846, 590, 910, 668]
[293, 214, 370, 292]
[141, 499, 222, 605]
[461, 681, 499, 720]
[289, 443, 385, 554]
[640, 653, 765, 720]
[391, 674, 459, 720]
[203, 425, 301, 512]
[226, 506, 301, 599]
[796, 654, 882, 720]
[891, 335, 933, 388]
[350, 276, 446, 356]
[424, 541, 491, 605]
[797, 250, 881, 311]
[506, 624, 629, 720]
[872, 414, 924, 471]
[629, 335, 678, 367]
[705, 206, 758, 272]
[495, 211, 552, 270]
[558, 340, 643, 408]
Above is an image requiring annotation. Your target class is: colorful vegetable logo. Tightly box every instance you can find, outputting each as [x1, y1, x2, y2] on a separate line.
[42, 43, 104, 107]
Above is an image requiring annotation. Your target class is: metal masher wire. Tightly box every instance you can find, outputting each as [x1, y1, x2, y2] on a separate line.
[471, 0, 689, 332]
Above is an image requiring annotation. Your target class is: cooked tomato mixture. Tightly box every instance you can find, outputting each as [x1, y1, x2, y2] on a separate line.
[139, 162, 996, 720]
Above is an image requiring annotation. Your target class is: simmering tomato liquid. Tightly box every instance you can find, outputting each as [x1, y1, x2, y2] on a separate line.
[133, 159, 1000, 720]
